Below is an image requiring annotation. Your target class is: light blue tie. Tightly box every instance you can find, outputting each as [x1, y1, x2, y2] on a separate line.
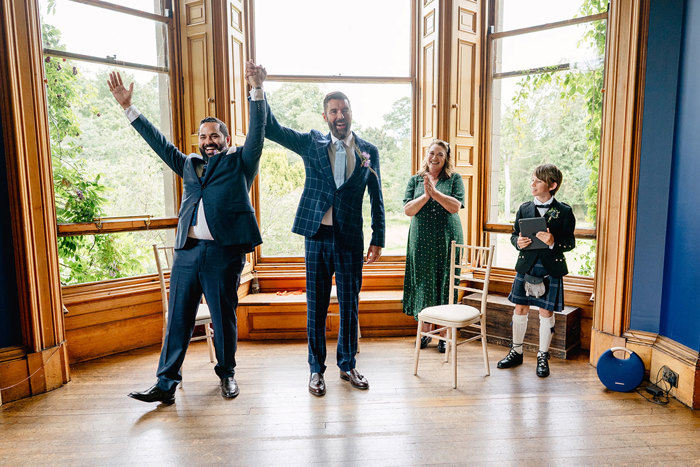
[334, 140, 346, 188]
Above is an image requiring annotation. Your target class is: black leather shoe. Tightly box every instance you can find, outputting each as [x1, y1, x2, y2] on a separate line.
[437, 340, 446, 353]
[340, 368, 369, 390]
[220, 376, 239, 398]
[536, 351, 550, 377]
[309, 373, 326, 396]
[128, 385, 175, 404]
[497, 348, 524, 369]
[420, 336, 432, 349]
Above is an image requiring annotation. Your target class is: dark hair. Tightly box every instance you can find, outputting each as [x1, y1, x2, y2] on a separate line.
[199, 116, 230, 138]
[534, 163, 563, 196]
[323, 91, 351, 113]
[417, 139, 453, 180]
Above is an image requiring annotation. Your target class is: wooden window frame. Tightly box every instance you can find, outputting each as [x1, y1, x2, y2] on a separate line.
[480, 0, 608, 284]
[45, 0, 183, 252]
[246, 0, 420, 275]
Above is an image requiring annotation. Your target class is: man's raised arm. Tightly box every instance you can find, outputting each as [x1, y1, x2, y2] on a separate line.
[107, 71, 187, 177]
[238, 61, 267, 183]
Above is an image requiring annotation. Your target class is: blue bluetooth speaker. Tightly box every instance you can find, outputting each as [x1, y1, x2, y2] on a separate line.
[596, 347, 645, 392]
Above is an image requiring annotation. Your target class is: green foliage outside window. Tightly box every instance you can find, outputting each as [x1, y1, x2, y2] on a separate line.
[43, 23, 167, 284]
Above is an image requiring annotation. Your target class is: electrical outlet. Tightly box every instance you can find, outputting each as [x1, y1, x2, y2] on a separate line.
[662, 365, 679, 388]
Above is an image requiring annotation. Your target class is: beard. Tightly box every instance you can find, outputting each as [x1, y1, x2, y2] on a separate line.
[199, 142, 226, 159]
[328, 119, 351, 140]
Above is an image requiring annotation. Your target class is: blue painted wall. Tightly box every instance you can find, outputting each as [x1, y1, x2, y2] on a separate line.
[631, 0, 700, 351]
[659, 0, 700, 351]
[629, 0, 684, 333]
[0, 112, 23, 348]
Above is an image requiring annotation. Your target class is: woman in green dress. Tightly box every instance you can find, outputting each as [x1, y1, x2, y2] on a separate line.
[402, 140, 465, 352]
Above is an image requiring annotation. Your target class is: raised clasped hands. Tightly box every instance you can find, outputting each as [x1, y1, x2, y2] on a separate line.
[245, 60, 266, 88]
[107, 71, 133, 110]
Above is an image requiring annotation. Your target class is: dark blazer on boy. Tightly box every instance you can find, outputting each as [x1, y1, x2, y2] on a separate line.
[511, 199, 576, 278]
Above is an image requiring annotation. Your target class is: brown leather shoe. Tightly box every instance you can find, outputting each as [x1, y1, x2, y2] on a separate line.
[340, 368, 369, 390]
[309, 372, 326, 396]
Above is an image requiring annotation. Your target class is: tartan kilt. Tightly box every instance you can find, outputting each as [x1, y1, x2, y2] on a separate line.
[508, 260, 565, 312]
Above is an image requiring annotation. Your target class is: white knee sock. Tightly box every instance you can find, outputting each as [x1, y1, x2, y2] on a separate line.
[539, 314, 556, 353]
[512, 314, 528, 354]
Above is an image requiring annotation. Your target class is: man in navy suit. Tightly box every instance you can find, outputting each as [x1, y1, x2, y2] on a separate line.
[107, 62, 266, 403]
[263, 71, 385, 396]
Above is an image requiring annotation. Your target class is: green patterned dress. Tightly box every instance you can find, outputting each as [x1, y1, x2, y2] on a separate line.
[402, 172, 465, 320]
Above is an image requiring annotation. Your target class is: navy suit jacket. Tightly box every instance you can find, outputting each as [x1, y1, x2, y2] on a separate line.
[131, 98, 266, 250]
[511, 199, 576, 277]
[264, 102, 385, 251]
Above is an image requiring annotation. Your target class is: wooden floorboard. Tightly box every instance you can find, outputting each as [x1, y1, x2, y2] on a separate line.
[1, 338, 699, 466]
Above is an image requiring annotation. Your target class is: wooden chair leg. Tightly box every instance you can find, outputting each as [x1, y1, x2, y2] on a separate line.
[481, 322, 490, 376]
[451, 326, 458, 389]
[205, 322, 215, 363]
[413, 319, 423, 376]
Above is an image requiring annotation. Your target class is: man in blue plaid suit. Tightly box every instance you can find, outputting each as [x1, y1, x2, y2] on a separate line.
[264, 82, 385, 396]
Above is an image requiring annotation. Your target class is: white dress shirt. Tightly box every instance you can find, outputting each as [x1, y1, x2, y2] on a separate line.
[533, 196, 555, 249]
[321, 133, 355, 226]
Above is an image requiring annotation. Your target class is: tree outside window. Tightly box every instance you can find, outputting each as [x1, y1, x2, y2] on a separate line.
[487, 0, 607, 276]
[40, 0, 176, 284]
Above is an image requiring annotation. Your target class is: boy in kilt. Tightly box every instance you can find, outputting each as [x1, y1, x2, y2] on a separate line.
[497, 164, 576, 377]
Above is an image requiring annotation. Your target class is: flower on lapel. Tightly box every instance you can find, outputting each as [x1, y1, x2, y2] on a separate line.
[357, 149, 378, 178]
[545, 207, 560, 224]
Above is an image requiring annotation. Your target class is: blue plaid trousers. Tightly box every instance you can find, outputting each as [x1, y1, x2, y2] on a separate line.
[305, 225, 363, 374]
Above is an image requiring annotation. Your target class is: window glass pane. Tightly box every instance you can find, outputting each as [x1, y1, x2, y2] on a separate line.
[254, 0, 411, 77]
[40, 0, 168, 68]
[259, 81, 412, 257]
[44, 59, 177, 219]
[494, 22, 604, 75]
[489, 233, 595, 277]
[495, 0, 606, 32]
[58, 229, 176, 285]
[488, 19, 606, 230]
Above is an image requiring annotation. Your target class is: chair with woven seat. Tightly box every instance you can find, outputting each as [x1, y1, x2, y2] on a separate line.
[413, 241, 494, 388]
[153, 244, 215, 367]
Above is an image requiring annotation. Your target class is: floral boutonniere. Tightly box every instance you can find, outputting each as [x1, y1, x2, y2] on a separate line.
[544, 207, 560, 224]
[358, 149, 378, 178]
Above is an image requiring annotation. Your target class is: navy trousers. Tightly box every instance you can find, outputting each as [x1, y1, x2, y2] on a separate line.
[156, 238, 246, 392]
[305, 225, 364, 374]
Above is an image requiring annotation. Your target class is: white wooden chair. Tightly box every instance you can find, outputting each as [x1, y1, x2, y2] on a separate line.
[153, 244, 215, 366]
[413, 242, 494, 388]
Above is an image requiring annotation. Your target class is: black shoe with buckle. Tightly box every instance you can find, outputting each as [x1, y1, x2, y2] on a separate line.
[420, 336, 432, 349]
[497, 347, 524, 369]
[536, 351, 550, 377]
[437, 340, 446, 353]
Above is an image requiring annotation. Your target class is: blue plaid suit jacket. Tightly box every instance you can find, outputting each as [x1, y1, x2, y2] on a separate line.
[265, 102, 385, 251]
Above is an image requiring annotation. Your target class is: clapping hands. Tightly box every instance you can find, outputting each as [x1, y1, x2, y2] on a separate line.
[423, 175, 436, 199]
